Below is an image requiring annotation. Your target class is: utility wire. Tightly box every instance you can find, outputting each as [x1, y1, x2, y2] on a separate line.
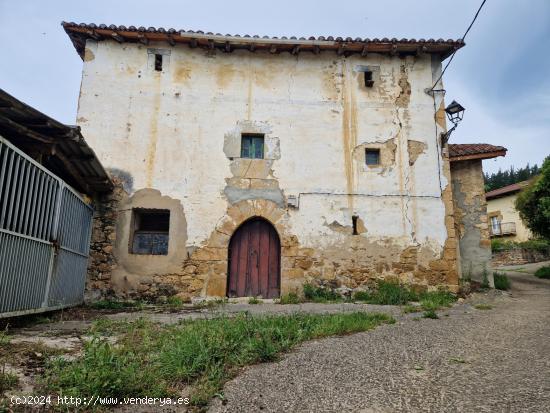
[429, 0, 488, 91]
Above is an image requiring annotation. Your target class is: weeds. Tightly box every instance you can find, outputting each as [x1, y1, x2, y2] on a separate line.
[278, 292, 302, 304]
[422, 309, 439, 319]
[44, 312, 394, 407]
[402, 304, 420, 314]
[534, 266, 550, 279]
[0, 369, 18, 393]
[481, 265, 490, 289]
[248, 297, 261, 305]
[303, 284, 342, 303]
[353, 281, 418, 305]
[493, 272, 511, 290]
[89, 300, 142, 310]
[353, 282, 457, 314]
[474, 304, 493, 310]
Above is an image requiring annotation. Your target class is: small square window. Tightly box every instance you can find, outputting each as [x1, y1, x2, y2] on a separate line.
[241, 134, 264, 159]
[130, 209, 170, 255]
[365, 149, 380, 166]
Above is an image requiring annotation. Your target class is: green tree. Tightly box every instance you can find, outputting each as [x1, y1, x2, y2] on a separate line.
[515, 157, 550, 239]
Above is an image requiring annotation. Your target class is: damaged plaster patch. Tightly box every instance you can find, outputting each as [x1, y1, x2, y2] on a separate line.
[223, 120, 285, 207]
[395, 65, 411, 108]
[407, 140, 428, 166]
[352, 137, 397, 171]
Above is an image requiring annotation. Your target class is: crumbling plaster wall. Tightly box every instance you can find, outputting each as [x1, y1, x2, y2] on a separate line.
[79, 40, 459, 298]
[450, 159, 493, 286]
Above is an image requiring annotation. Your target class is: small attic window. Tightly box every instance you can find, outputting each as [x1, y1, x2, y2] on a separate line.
[364, 70, 374, 87]
[365, 149, 380, 166]
[154, 54, 163, 71]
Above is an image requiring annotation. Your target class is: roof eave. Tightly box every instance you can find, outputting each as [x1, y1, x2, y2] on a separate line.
[62, 22, 464, 61]
[450, 150, 507, 162]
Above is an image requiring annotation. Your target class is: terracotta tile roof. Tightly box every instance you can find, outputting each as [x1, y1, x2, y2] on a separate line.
[485, 181, 530, 200]
[61, 22, 465, 60]
[449, 143, 507, 162]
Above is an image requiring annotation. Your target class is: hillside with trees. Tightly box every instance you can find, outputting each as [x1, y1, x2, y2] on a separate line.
[484, 160, 547, 192]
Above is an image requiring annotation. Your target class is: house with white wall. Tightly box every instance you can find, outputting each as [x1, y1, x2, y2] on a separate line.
[62, 22, 495, 300]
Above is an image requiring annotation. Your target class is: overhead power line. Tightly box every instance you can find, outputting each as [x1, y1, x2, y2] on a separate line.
[429, 0, 488, 91]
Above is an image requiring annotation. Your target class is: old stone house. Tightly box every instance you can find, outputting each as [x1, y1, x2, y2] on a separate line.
[62, 22, 497, 300]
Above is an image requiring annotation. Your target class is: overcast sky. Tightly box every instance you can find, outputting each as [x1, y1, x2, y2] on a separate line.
[0, 0, 548, 173]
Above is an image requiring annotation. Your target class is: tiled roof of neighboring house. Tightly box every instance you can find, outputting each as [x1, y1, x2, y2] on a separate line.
[485, 181, 530, 200]
[449, 143, 507, 162]
[62, 22, 465, 60]
[0, 88, 113, 194]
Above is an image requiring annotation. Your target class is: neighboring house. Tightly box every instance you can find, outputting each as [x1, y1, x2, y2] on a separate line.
[61, 21, 492, 300]
[486, 181, 532, 242]
[448, 144, 507, 284]
[0, 88, 112, 317]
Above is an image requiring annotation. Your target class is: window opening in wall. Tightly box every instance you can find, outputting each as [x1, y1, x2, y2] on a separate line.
[364, 70, 374, 87]
[352, 215, 359, 235]
[365, 149, 380, 166]
[154, 54, 163, 71]
[241, 134, 265, 159]
[130, 209, 170, 255]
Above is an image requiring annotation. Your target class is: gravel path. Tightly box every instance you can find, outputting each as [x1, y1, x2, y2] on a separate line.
[210, 263, 550, 413]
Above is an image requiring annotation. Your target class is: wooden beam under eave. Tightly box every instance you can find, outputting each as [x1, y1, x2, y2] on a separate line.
[167, 35, 175, 46]
[0, 115, 55, 144]
[291, 45, 300, 55]
[189, 38, 198, 48]
[361, 45, 368, 57]
[337, 44, 345, 56]
[138, 34, 148, 45]
[270, 44, 278, 54]
[249, 43, 256, 52]
[111, 32, 124, 43]
[54, 150, 91, 194]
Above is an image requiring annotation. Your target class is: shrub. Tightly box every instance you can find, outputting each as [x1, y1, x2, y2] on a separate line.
[534, 266, 550, 279]
[422, 309, 438, 319]
[493, 272, 511, 290]
[515, 157, 550, 239]
[419, 290, 457, 311]
[492, 238, 550, 252]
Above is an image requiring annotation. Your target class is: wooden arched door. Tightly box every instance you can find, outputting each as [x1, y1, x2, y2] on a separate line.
[227, 218, 280, 298]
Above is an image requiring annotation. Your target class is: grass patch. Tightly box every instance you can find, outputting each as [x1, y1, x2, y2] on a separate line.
[278, 292, 302, 304]
[303, 284, 342, 303]
[422, 309, 439, 319]
[89, 300, 142, 310]
[449, 357, 467, 364]
[402, 304, 420, 314]
[44, 312, 393, 407]
[419, 291, 456, 311]
[0, 369, 18, 393]
[493, 272, 511, 290]
[354, 282, 457, 313]
[534, 266, 550, 279]
[353, 281, 418, 305]
[248, 297, 261, 305]
[474, 304, 493, 310]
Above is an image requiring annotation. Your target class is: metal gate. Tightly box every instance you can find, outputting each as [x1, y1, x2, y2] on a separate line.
[0, 136, 93, 318]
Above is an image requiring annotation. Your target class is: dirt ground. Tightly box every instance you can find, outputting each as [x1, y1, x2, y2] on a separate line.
[1, 262, 549, 412]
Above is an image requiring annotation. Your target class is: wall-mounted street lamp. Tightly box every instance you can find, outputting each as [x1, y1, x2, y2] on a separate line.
[441, 100, 465, 144]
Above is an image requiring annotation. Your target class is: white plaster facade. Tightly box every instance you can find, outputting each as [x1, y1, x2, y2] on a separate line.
[76, 37, 459, 296]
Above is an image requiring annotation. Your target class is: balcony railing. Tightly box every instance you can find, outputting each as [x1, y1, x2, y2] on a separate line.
[490, 222, 517, 237]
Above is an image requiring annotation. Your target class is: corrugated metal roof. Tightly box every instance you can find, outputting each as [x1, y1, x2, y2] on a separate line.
[449, 143, 507, 162]
[62, 22, 465, 60]
[485, 181, 530, 200]
[0, 88, 112, 194]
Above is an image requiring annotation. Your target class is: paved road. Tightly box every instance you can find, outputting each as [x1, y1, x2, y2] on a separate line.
[210, 262, 550, 413]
